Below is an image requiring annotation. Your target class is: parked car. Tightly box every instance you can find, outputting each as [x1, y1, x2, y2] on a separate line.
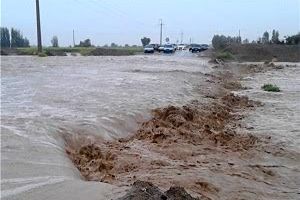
[201, 44, 209, 50]
[144, 45, 154, 53]
[163, 44, 175, 53]
[172, 44, 177, 51]
[150, 44, 160, 51]
[158, 45, 165, 52]
[189, 44, 203, 53]
[177, 44, 186, 50]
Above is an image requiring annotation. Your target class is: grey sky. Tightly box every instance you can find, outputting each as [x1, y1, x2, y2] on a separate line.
[1, 0, 300, 46]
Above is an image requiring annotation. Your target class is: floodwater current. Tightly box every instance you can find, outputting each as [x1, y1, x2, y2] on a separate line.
[1, 54, 211, 200]
[1, 55, 299, 200]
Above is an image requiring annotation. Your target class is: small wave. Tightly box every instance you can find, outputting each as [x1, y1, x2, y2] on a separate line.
[128, 69, 204, 74]
[1, 176, 66, 198]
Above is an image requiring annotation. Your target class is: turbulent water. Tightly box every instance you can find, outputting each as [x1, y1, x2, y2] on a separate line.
[2, 55, 300, 200]
[1, 55, 211, 200]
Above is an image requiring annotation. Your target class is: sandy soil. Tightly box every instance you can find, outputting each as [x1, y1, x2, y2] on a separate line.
[64, 61, 300, 199]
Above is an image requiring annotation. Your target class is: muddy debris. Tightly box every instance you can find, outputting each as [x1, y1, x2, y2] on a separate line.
[64, 90, 262, 194]
[65, 143, 117, 182]
[118, 180, 200, 200]
[64, 67, 275, 199]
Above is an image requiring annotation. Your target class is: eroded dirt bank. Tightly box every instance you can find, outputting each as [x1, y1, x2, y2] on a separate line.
[63, 62, 300, 200]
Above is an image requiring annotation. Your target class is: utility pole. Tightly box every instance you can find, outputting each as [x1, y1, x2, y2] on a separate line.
[35, 0, 42, 52]
[180, 31, 183, 44]
[73, 30, 75, 47]
[159, 19, 163, 46]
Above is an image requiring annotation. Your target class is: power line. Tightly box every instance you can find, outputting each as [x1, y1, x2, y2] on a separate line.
[89, 0, 148, 29]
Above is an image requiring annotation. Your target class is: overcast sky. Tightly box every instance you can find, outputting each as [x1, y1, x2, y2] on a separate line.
[1, 0, 300, 46]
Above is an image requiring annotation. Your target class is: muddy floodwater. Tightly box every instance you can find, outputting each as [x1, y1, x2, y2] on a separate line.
[1, 55, 300, 200]
[1, 55, 211, 199]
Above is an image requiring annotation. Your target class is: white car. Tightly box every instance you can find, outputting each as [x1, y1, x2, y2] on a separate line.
[163, 44, 175, 53]
[158, 45, 164, 52]
[144, 45, 154, 53]
[177, 44, 186, 50]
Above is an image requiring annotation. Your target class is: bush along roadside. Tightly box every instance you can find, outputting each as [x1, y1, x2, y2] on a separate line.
[216, 51, 234, 60]
[261, 84, 280, 92]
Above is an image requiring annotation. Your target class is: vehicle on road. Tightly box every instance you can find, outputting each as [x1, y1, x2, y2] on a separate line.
[189, 44, 203, 53]
[158, 45, 164, 52]
[172, 44, 177, 51]
[201, 44, 209, 50]
[144, 45, 154, 53]
[189, 44, 209, 53]
[177, 44, 186, 50]
[150, 44, 160, 51]
[163, 44, 175, 53]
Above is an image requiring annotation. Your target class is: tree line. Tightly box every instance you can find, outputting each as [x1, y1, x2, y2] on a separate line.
[212, 30, 300, 50]
[1, 27, 30, 48]
[212, 35, 242, 49]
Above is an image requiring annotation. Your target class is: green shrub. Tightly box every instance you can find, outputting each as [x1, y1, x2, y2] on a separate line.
[216, 51, 234, 60]
[261, 84, 280, 92]
[45, 49, 67, 56]
[38, 52, 47, 57]
[17, 48, 37, 55]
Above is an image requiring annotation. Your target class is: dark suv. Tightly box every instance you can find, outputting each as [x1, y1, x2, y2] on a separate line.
[189, 44, 203, 53]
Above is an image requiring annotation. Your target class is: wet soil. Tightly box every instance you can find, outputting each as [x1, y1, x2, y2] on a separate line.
[63, 62, 300, 199]
[117, 180, 199, 200]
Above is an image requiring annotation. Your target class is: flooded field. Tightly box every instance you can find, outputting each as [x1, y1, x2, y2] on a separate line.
[1, 55, 211, 199]
[1, 55, 300, 200]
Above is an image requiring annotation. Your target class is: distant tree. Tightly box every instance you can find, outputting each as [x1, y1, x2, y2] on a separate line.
[51, 36, 59, 47]
[285, 33, 300, 45]
[262, 31, 269, 44]
[276, 31, 280, 43]
[103, 44, 109, 48]
[11, 28, 22, 47]
[165, 37, 170, 43]
[110, 42, 118, 48]
[78, 39, 91, 47]
[271, 30, 280, 44]
[10, 28, 29, 47]
[0, 27, 10, 48]
[141, 37, 151, 46]
[236, 36, 242, 44]
[125, 44, 129, 47]
[212, 35, 228, 49]
[23, 37, 30, 47]
[242, 39, 249, 44]
[257, 37, 262, 44]
[212, 34, 243, 49]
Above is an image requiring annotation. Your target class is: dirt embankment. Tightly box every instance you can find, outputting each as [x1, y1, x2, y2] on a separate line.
[63, 62, 298, 199]
[216, 44, 300, 62]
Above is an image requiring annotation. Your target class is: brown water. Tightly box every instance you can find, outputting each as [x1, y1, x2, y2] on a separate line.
[1, 56, 300, 200]
[1, 55, 211, 200]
